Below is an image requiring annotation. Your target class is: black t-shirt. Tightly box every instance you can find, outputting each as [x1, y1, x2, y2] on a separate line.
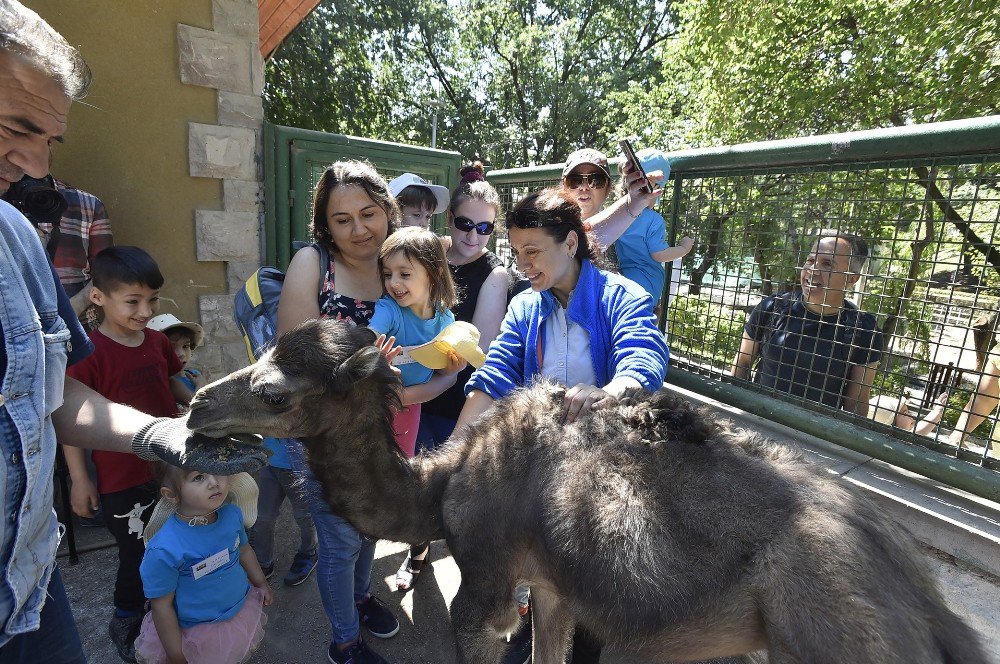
[423, 251, 503, 421]
[745, 292, 882, 409]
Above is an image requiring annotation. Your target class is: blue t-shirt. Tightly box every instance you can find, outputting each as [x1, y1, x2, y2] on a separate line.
[140, 503, 250, 628]
[744, 292, 883, 409]
[368, 296, 455, 387]
[263, 436, 292, 469]
[613, 208, 670, 302]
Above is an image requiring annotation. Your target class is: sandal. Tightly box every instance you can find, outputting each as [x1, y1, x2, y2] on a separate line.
[395, 546, 429, 591]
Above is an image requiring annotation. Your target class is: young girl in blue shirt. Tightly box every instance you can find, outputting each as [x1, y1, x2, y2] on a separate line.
[368, 226, 466, 458]
[135, 466, 272, 664]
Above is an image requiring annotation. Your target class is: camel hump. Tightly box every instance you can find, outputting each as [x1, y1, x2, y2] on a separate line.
[617, 388, 718, 445]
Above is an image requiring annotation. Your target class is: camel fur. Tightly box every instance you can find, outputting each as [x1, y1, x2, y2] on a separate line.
[188, 319, 988, 664]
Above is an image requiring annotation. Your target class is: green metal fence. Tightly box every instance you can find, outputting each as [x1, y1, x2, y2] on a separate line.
[488, 116, 1000, 501]
[264, 124, 462, 269]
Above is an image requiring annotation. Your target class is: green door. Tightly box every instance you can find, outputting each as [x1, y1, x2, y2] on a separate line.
[265, 124, 462, 268]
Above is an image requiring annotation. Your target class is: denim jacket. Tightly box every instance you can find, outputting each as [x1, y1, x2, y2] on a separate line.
[466, 259, 669, 399]
[0, 201, 87, 644]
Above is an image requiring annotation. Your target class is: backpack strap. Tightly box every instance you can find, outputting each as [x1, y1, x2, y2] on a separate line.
[312, 242, 331, 295]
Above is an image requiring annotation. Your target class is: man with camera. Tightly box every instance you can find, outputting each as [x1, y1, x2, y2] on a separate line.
[0, 3, 266, 661]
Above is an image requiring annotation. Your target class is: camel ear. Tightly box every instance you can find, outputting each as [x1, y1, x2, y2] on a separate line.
[332, 345, 384, 390]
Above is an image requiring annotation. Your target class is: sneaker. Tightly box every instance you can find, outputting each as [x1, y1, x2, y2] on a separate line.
[260, 562, 275, 580]
[283, 551, 318, 586]
[356, 595, 400, 639]
[108, 613, 143, 664]
[327, 637, 390, 664]
[502, 608, 532, 664]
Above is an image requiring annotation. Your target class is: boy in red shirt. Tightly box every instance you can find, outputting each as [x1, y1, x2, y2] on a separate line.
[64, 246, 189, 663]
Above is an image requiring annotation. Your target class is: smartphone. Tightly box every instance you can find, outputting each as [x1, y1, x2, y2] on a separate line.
[618, 138, 651, 194]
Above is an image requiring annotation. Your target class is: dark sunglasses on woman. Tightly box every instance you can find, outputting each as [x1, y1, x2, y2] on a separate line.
[564, 172, 608, 189]
[453, 215, 495, 236]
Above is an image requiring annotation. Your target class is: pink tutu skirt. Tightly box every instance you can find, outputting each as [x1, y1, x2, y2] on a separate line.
[392, 404, 420, 458]
[135, 586, 267, 664]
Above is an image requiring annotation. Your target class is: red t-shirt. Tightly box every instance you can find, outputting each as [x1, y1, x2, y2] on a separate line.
[67, 328, 183, 493]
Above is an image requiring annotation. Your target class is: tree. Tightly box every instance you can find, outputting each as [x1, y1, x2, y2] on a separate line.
[264, 0, 679, 168]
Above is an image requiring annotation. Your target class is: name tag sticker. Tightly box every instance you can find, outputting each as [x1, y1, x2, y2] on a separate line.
[192, 548, 229, 580]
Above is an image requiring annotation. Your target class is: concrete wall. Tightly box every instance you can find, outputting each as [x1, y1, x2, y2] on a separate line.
[31, 0, 264, 378]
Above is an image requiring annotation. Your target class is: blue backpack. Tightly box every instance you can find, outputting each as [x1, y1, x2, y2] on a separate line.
[233, 242, 329, 363]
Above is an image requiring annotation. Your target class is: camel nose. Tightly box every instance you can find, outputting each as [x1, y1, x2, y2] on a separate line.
[188, 393, 208, 411]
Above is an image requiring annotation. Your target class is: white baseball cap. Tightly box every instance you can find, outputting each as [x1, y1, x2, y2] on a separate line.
[148, 313, 204, 348]
[388, 173, 450, 214]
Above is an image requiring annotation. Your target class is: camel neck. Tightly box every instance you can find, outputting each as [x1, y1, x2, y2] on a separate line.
[300, 404, 456, 543]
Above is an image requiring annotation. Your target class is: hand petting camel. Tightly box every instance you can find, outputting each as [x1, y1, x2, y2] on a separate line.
[187, 319, 989, 664]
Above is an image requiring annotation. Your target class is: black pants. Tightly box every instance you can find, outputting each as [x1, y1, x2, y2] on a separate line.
[101, 482, 158, 613]
[570, 626, 603, 663]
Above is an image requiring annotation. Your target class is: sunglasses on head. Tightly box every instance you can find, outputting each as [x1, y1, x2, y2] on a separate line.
[453, 215, 495, 236]
[506, 208, 571, 229]
[565, 172, 608, 189]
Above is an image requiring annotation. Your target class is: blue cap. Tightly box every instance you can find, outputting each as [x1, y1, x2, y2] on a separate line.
[637, 148, 670, 203]
[637, 148, 670, 181]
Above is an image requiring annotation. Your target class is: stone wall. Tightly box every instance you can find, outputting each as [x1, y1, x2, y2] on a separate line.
[179, 0, 265, 376]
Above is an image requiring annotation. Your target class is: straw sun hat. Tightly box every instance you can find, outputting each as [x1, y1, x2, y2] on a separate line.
[142, 472, 258, 545]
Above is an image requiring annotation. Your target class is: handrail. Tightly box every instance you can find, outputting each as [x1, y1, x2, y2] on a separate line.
[487, 115, 1000, 183]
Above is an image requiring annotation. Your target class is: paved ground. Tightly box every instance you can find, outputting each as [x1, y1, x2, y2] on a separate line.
[58, 505, 652, 664]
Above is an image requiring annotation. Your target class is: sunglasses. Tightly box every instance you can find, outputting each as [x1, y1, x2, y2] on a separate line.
[564, 172, 609, 189]
[506, 208, 572, 229]
[453, 215, 495, 236]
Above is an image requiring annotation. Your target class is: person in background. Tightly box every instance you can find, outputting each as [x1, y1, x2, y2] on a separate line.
[136, 466, 271, 664]
[454, 188, 670, 664]
[388, 172, 450, 229]
[732, 230, 882, 416]
[0, 6, 265, 662]
[63, 247, 190, 662]
[402, 162, 509, 592]
[949, 342, 1000, 456]
[612, 148, 693, 311]
[149, 313, 207, 405]
[368, 226, 464, 458]
[868, 391, 947, 436]
[277, 160, 403, 664]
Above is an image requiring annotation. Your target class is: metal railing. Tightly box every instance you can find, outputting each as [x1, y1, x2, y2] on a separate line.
[488, 116, 1000, 501]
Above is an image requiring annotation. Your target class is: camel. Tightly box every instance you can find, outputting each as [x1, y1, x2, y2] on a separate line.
[188, 320, 987, 664]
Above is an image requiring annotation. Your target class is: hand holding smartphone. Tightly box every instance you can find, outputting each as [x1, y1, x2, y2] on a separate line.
[619, 138, 651, 195]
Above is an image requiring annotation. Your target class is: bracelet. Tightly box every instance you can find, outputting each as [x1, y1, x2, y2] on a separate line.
[624, 195, 639, 219]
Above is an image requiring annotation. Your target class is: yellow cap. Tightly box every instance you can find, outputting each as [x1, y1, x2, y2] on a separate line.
[408, 321, 487, 370]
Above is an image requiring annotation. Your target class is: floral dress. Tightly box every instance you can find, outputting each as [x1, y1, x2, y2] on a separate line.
[317, 253, 376, 325]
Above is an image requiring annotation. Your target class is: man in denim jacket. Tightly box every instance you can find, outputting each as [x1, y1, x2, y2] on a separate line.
[0, 5, 265, 661]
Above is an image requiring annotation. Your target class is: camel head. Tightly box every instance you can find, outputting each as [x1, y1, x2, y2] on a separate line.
[188, 320, 401, 440]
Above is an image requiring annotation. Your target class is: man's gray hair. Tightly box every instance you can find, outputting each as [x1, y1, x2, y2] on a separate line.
[814, 228, 870, 273]
[0, 0, 91, 100]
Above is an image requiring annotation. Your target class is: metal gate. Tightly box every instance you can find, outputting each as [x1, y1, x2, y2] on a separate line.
[264, 124, 462, 268]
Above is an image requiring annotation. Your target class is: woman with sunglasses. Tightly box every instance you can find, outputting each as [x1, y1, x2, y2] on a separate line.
[397, 163, 510, 592]
[561, 148, 614, 221]
[453, 187, 669, 664]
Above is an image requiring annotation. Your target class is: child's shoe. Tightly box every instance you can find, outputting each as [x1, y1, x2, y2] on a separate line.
[108, 612, 143, 663]
[260, 562, 275, 580]
[283, 550, 318, 586]
[327, 636, 391, 664]
[356, 595, 400, 638]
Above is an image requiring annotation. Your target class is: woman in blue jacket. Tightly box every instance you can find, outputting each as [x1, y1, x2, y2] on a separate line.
[452, 187, 669, 664]
[456, 187, 669, 430]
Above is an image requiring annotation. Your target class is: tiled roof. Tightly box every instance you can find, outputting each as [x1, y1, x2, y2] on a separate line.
[259, 0, 322, 59]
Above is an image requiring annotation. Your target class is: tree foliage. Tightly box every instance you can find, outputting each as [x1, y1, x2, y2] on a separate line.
[264, 0, 677, 168]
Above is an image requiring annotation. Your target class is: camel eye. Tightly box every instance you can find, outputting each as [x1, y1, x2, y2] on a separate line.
[253, 386, 286, 407]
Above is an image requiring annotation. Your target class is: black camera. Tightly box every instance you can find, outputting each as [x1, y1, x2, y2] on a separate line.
[1, 174, 68, 226]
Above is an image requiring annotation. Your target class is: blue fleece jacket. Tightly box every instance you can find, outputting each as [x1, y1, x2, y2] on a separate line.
[466, 259, 669, 399]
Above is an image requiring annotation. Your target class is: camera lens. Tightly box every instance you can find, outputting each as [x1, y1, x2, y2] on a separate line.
[1, 175, 68, 225]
